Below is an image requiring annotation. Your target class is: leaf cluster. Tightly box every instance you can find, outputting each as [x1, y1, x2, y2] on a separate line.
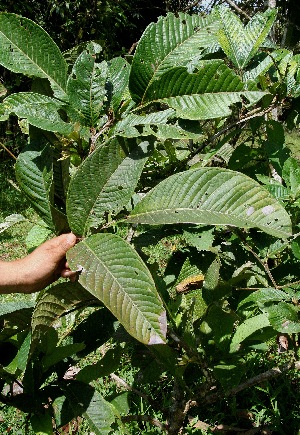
[1, 6, 300, 434]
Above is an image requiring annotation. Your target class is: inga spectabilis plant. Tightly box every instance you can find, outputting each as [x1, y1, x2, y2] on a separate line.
[1, 6, 300, 434]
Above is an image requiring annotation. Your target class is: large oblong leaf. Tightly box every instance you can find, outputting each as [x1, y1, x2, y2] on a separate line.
[141, 62, 266, 120]
[31, 281, 94, 354]
[217, 6, 277, 69]
[128, 167, 292, 239]
[67, 138, 150, 236]
[15, 140, 54, 229]
[0, 13, 67, 99]
[66, 233, 167, 345]
[230, 313, 270, 353]
[108, 56, 131, 114]
[0, 93, 72, 134]
[129, 12, 220, 103]
[66, 52, 108, 127]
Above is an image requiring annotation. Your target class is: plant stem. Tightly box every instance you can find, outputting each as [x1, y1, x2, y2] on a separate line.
[121, 414, 168, 431]
[0, 141, 17, 160]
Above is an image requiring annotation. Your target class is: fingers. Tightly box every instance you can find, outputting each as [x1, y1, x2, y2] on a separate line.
[38, 233, 77, 261]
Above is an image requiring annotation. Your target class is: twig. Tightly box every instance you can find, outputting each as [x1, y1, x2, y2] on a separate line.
[236, 279, 300, 290]
[121, 414, 168, 431]
[237, 232, 278, 289]
[110, 372, 155, 407]
[0, 141, 17, 160]
[89, 118, 113, 154]
[206, 361, 297, 403]
[223, 0, 251, 20]
[190, 104, 276, 159]
[128, 41, 138, 55]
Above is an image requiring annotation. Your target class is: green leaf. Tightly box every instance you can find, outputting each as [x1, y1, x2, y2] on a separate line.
[129, 12, 220, 102]
[238, 288, 290, 310]
[64, 381, 118, 435]
[67, 233, 167, 345]
[5, 331, 31, 375]
[66, 52, 108, 127]
[230, 313, 270, 353]
[67, 138, 150, 236]
[108, 57, 131, 114]
[30, 413, 53, 435]
[0, 302, 34, 318]
[31, 281, 94, 353]
[141, 62, 266, 120]
[283, 157, 300, 198]
[128, 167, 292, 239]
[264, 302, 300, 333]
[42, 343, 85, 369]
[17, 332, 31, 372]
[0, 93, 72, 134]
[203, 257, 221, 291]
[204, 305, 237, 351]
[76, 347, 122, 384]
[216, 7, 277, 69]
[26, 224, 52, 252]
[0, 13, 67, 99]
[113, 109, 175, 137]
[0, 214, 26, 234]
[15, 140, 55, 230]
[214, 361, 246, 390]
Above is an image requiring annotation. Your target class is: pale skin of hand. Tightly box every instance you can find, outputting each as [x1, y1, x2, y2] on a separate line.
[0, 233, 78, 294]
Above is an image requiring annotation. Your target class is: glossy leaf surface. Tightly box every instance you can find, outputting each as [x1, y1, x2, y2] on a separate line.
[0, 13, 67, 99]
[129, 12, 220, 102]
[217, 7, 277, 69]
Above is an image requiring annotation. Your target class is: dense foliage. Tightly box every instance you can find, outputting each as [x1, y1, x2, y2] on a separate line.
[1, 4, 300, 434]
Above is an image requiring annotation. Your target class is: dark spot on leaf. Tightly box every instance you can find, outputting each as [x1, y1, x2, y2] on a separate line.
[118, 186, 123, 190]
[174, 210, 179, 213]
[134, 270, 138, 275]
[182, 19, 186, 25]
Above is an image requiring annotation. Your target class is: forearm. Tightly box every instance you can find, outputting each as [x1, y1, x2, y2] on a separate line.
[0, 259, 32, 294]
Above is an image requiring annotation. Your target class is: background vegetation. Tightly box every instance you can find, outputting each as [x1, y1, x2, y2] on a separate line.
[0, 1, 300, 434]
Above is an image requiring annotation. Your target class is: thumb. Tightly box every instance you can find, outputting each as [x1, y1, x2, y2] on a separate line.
[35, 233, 77, 262]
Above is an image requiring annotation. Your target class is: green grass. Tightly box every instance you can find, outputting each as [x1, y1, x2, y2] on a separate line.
[285, 130, 300, 158]
[0, 159, 37, 261]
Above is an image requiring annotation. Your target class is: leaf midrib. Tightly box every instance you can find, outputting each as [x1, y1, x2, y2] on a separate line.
[80, 239, 161, 333]
[140, 16, 216, 104]
[129, 207, 291, 237]
[0, 31, 66, 99]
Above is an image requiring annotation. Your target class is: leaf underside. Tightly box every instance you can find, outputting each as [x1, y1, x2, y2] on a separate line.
[67, 233, 167, 345]
[128, 167, 292, 239]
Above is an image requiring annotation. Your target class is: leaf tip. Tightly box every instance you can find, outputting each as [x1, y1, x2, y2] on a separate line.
[148, 311, 167, 345]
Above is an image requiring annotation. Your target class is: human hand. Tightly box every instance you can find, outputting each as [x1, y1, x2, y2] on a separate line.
[0, 233, 77, 294]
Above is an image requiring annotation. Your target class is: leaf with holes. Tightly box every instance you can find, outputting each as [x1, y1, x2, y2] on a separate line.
[66, 53, 108, 127]
[0, 93, 72, 134]
[67, 233, 167, 345]
[128, 167, 292, 239]
[67, 138, 150, 236]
